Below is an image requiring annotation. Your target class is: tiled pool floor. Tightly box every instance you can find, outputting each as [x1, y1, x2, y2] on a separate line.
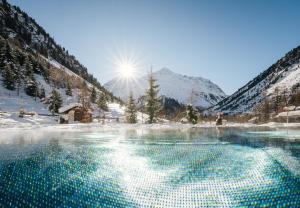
[0, 128, 300, 207]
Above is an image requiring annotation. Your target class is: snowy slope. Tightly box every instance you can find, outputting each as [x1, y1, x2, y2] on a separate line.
[0, 58, 122, 117]
[209, 46, 300, 114]
[104, 68, 226, 108]
[0, 77, 49, 114]
[0, 1, 123, 119]
[267, 63, 300, 94]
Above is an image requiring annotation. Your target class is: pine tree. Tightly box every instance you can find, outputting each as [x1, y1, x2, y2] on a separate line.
[186, 104, 198, 124]
[126, 93, 137, 123]
[3, 41, 14, 64]
[2, 63, 15, 90]
[145, 69, 160, 123]
[97, 93, 108, 112]
[0, 39, 6, 72]
[39, 87, 46, 99]
[1, 41, 16, 90]
[48, 89, 63, 115]
[24, 58, 38, 97]
[15, 51, 26, 95]
[91, 87, 97, 103]
[65, 81, 72, 96]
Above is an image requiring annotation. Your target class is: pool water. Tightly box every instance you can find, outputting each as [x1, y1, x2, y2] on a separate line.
[0, 128, 300, 207]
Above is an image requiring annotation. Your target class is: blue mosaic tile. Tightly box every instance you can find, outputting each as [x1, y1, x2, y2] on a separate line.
[0, 129, 299, 207]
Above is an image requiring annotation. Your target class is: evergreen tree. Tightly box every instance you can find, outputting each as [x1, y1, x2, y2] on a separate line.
[1, 41, 16, 90]
[48, 89, 63, 115]
[30, 58, 40, 74]
[39, 87, 46, 99]
[145, 70, 160, 123]
[3, 41, 14, 64]
[91, 87, 97, 103]
[24, 58, 38, 97]
[186, 104, 198, 124]
[2, 63, 16, 90]
[15, 51, 26, 95]
[97, 93, 108, 112]
[0, 39, 6, 72]
[65, 81, 72, 96]
[126, 93, 137, 123]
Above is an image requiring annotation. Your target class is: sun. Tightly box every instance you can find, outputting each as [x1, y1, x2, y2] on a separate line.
[107, 47, 144, 82]
[114, 54, 139, 80]
[119, 62, 135, 78]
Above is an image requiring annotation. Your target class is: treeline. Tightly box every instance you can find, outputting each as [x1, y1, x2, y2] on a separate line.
[0, 37, 49, 99]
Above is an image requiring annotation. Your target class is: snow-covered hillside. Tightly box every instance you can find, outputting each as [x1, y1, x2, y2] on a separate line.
[104, 68, 226, 108]
[209, 46, 300, 114]
[0, 59, 118, 117]
[0, 0, 123, 119]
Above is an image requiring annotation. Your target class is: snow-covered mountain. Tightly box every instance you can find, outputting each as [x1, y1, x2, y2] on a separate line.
[104, 68, 227, 108]
[0, 0, 121, 115]
[209, 46, 300, 114]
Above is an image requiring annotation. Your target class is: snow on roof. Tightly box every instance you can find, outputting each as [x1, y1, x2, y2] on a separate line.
[58, 103, 82, 114]
[276, 110, 300, 118]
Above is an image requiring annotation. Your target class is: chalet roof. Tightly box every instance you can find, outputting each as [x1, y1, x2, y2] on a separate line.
[58, 103, 83, 114]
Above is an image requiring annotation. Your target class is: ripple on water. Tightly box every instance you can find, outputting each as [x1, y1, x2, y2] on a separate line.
[0, 128, 300, 207]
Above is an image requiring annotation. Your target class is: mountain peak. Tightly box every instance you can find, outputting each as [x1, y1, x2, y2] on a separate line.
[156, 68, 173, 74]
[104, 67, 226, 108]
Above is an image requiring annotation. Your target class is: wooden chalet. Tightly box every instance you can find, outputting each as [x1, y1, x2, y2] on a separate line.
[58, 103, 92, 124]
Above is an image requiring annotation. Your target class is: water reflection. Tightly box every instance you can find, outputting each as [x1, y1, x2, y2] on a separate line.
[0, 128, 300, 207]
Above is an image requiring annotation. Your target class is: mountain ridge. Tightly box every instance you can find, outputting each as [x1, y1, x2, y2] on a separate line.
[209, 45, 300, 114]
[0, 0, 118, 99]
[0, 0, 121, 114]
[104, 68, 227, 108]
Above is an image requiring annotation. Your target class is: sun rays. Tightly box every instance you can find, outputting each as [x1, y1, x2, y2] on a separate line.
[105, 46, 147, 99]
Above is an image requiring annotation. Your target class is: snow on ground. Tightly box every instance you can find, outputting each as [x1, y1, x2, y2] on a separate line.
[106, 103, 125, 119]
[0, 74, 84, 115]
[1, 109, 300, 133]
[267, 63, 300, 94]
[0, 112, 57, 127]
[0, 78, 49, 114]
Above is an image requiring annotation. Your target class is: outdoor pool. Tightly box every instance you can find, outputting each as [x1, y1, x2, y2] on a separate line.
[0, 127, 300, 207]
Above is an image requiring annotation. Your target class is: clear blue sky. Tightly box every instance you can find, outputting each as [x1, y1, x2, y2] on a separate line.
[8, 0, 300, 94]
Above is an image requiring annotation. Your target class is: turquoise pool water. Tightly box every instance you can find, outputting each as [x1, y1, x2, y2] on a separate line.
[0, 128, 300, 207]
